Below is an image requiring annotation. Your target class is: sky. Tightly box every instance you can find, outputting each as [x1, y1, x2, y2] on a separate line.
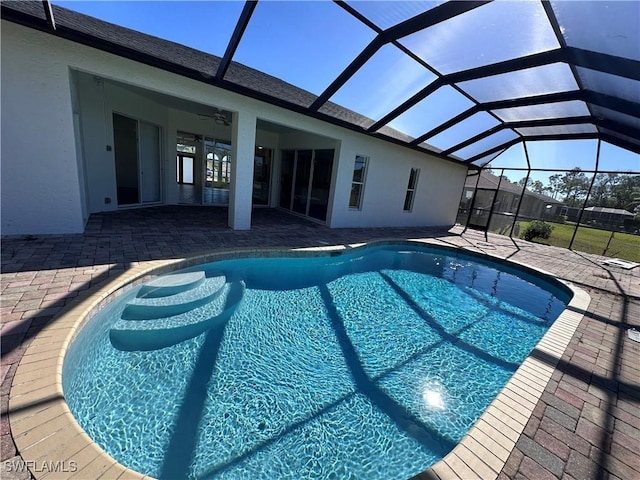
[52, 0, 639, 183]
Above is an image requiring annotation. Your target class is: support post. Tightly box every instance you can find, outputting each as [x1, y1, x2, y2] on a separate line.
[509, 142, 532, 237]
[228, 111, 256, 230]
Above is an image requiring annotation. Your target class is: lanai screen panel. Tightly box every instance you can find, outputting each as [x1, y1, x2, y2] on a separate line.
[345, 1, 445, 30]
[232, 1, 375, 96]
[398, 0, 559, 74]
[551, 1, 640, 61]
[426, 112, 500, 152]
[51, 1, 246, 56]
[389, 86, 474, 140]
[491, 102, 591, 124]
[450, 130, 520, 161]
[328, 44, 437, 123]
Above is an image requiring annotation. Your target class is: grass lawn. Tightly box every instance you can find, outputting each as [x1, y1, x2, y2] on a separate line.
[518, 221, 640, 263]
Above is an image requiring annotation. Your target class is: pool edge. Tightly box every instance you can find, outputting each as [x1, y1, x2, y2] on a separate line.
[8, 240, 590, 480]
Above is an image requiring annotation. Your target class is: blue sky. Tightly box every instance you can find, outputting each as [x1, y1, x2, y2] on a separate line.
[52, 1, 638, 180]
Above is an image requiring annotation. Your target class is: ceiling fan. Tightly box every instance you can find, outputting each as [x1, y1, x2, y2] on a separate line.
[198, 108, 231, 126]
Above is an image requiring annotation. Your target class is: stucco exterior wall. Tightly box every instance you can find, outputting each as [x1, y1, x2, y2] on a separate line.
[330, 136, 468, 228]
[1, 19, 468, 235]
[1, 21, 85, 235]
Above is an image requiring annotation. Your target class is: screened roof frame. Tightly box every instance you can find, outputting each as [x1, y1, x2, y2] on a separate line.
[318, 1, 640, 163]
[326, 1, 638, 164]
[6, 0, 639, 167]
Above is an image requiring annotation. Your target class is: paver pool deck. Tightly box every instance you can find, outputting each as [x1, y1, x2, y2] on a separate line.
[1, 206, 639, 480]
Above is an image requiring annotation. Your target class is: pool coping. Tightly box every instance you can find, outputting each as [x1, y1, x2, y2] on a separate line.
[7, 239, 590, 480]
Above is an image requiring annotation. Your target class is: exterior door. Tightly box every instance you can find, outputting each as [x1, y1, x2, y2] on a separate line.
[279, 149, 334, 222]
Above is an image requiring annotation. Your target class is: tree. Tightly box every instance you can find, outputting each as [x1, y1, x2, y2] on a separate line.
[517, 177, 532, 189]
[612, 175, 640, 211]
[547, 174, 562, 200]
[559, 168, 590, 207]
[531, 180, 545, 194]
[518, 177, 546, 194]
[586, 174, 640, 211]
[588, 173, 620, 208]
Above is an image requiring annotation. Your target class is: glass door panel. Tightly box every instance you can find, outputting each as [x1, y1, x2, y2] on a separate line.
[205, 140, 231, 205]
[139, 121, 161, 203]
[309, 149, 334, 221]
[292, 150, 312, 215]
[252, 147, 272, 206]
[182, 156, 194, 184]
[280, 150, 295, 209]
[113, 113, 139, 205]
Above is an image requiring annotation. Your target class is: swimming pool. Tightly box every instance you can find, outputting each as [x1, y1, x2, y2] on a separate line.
[63, 243, 572, 480]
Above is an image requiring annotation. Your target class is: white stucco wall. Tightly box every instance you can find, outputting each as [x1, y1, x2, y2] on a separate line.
[329, 136, 468, 228]
[1, 22, 85, 235]
[1, 19, 468, 235]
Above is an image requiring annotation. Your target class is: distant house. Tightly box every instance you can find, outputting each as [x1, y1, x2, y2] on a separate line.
[562, 206, 636, 230]
[458, 171, 561, 231]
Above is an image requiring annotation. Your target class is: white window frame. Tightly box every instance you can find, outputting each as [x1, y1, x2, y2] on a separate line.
[349, 155, 369, 210]
[403, 167, 420, 212]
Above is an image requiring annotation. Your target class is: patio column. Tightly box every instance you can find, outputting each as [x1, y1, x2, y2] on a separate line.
[228, 110, 256, 230]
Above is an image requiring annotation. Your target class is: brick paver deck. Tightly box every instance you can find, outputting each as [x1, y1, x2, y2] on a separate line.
[1, 206, 638, 479]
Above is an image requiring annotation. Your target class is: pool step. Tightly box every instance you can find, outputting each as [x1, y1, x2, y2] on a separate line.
[122, 275, 226, 320]
[137, 271, 206, 298]
[110, 280, 245, 351]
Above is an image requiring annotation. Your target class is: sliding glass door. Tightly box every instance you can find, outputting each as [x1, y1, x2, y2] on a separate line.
[252, 147, 272, 206]
[279, 149, 334, 222]
[309, 149, 334, 221]
[292, 150, 313, 215]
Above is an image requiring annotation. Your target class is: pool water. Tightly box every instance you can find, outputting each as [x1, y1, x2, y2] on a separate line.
[63, 244, 570, 480]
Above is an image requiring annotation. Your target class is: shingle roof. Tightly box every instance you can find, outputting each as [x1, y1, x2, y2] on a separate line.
[465, 170, 561, 204]
[583, 206, 635, 216]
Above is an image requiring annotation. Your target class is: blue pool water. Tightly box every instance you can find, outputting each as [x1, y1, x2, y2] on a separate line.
[63, 244, 571, 480]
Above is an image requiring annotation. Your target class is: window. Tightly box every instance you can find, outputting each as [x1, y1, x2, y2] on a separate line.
[403, 168, 420, 211]
[349, 155, 368, 209]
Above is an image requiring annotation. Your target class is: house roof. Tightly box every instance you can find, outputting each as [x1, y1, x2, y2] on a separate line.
[2, 1, 639, 169]
[465, 170, 561, 204]
[583, 206, 635, 216]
